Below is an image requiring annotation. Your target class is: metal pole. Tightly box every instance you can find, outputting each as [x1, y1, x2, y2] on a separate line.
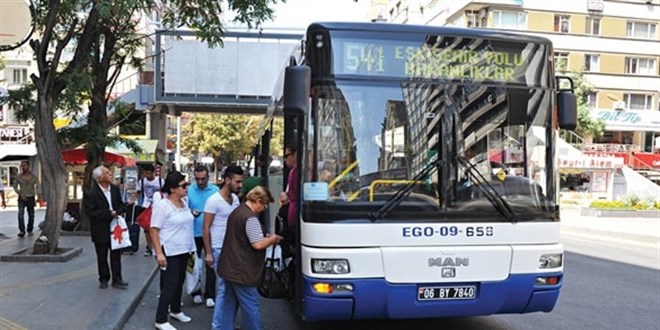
[176, 116, 182, 171]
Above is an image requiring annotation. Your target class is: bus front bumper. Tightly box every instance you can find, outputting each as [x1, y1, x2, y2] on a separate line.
[302, 272, 562, 322]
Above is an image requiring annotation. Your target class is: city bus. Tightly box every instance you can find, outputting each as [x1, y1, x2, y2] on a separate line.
[255, 22, 577, 322]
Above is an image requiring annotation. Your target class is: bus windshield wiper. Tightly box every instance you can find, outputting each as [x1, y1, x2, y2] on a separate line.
[456, 156, 517, 222]
[368, 157, 442, 222]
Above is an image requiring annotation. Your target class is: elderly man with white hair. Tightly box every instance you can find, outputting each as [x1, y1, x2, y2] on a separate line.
[83, 165, 134, 289]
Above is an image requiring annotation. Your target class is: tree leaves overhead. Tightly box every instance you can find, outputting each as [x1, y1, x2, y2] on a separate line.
[160, 0, 281, 47]
[11, 0, 281, 151]
[14, 0, 281, 253]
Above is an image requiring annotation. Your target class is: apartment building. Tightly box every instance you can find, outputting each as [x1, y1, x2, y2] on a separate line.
[378, 0, 660, 153]
[0, 45, 39, 188]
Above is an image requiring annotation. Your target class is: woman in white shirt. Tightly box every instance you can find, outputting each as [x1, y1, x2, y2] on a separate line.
[150, 171, 196, 330]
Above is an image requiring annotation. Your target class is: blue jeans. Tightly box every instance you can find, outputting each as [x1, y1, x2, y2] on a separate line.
[193, 237, 216, 299]
[211, 248, 226, 330]
[221, 280, 262, 330]
[17, 196, 35, 233]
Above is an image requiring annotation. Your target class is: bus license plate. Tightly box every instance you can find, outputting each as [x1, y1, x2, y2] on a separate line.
[417, 285, 477, 301]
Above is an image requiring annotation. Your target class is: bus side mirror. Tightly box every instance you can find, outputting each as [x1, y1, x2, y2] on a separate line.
[556, 76, 577, 130]
[283, 65, 311, 115]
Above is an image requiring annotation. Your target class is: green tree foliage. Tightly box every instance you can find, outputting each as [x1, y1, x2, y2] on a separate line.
[556, 64, 605, 141]
[182, 114, 262, 165]
[570, 69, 605, 140]
[5, 0, 280, 254]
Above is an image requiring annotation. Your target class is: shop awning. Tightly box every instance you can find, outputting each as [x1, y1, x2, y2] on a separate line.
[62, 149, 136, 167]
[107, 139, 160, 163]
[0, 143, 37, 161]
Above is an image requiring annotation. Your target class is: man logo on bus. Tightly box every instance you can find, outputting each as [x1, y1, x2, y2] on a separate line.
[428, 257, 469, 267]
[441, 268, 456, 278]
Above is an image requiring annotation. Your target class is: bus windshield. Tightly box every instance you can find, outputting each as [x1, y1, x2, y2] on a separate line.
[304, 79, 557, 223]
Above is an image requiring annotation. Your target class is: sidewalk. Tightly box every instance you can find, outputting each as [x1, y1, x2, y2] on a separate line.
[560, 209, 660, 244]
[0, 232, 157, 330]
[0, 208, 658, 330]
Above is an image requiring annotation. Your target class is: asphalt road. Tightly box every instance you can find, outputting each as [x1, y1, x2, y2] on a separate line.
[124, 242, 660, 330]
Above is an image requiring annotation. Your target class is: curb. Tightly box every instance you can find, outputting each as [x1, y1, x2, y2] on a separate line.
[0, 246, 82, 262]
[114, 264, 159, 330]
[561, 225, 659, 244]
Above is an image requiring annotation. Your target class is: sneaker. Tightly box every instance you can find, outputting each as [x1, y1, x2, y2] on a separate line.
[144, 250, 152, 257]
[17, 232, 25, 238]
[154, 322, 177, 330]
[192, 295, 203, 304]
[169, 312, 191, 323]
[27, 232, 34, 236]
[205, 298, 215, 308]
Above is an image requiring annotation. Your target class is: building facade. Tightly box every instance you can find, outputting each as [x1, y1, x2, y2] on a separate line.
[376, 0, 660, 153]
[0, 46, 39, 193]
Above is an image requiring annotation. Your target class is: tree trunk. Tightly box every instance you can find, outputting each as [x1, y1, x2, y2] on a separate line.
[79, 86, 110, 231]
[34, 94, 68, 254]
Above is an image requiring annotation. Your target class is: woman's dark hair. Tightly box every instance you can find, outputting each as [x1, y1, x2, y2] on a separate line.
[285, 145, 297, 154]
[162, 171, 186, 194]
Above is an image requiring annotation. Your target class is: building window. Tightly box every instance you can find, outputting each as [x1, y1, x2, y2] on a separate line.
[554, 15, 570, 33]
[625, 57, 657, 75]
[587, 92, 598, 109]
[9, 68, 28, 85]
[492, 10, 527, 29]
[584, 54, 600, 72]
[554, 52, 569, 71]
[465, 10, 485, 28]
[624, 94, 653, 110]
[585, 17, 600, 35]
[626, 21, 657, 39]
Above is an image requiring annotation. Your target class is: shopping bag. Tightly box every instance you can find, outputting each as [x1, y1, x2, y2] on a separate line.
[135, 206, 152, 231]
[258, 244, 290, 299]
[110, 215, 132, 250]
[184, 253, 202, 295]
[136, 192, 161, 230]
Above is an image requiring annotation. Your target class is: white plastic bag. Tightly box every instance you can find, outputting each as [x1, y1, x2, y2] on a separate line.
[265, 244, 283, 271]
[184, 253, 202, 294]
[109, 215, 132, 250]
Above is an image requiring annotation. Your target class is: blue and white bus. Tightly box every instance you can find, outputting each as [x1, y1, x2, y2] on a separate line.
[256, 22, 577, 322]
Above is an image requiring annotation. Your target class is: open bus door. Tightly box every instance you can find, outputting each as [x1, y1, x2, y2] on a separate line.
[282, 65, 311, 313]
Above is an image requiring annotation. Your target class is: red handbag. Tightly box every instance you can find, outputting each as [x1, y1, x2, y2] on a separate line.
[136, 191, 163, 230]
[135, 206, 152, 230]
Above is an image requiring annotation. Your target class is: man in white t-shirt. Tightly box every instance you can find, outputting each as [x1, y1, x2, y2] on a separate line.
[137, 164, 164, 256]
[203, 165, 244, 330]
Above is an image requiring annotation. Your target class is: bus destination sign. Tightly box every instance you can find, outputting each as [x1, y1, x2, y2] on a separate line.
[334, 38, 532, 83]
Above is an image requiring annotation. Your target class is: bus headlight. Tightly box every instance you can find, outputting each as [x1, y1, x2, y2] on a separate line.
[538, 253, 563, 269]
[312, 259, 350, 274]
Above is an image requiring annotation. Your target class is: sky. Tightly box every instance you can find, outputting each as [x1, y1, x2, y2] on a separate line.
[227, 0, 372, 31]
